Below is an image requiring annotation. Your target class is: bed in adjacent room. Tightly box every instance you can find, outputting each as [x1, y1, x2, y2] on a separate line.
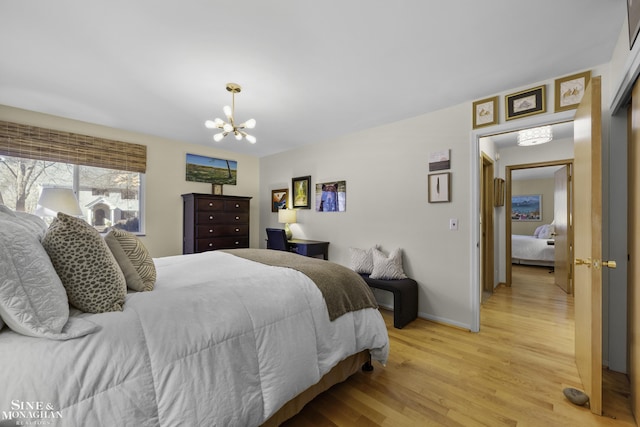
[0, 208, 389, 427]
[511, 223, 555, 267]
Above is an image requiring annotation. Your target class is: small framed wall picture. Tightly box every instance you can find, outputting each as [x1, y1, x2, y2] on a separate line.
[271, 188, 288, 212]
[505, 85, 546, 121]
[472, 96, 498, 129]
[291, 175, 311, 209]
[428, 172, 451, 203]
[212, 184, 223, 195]
[554, 70, 591, 112]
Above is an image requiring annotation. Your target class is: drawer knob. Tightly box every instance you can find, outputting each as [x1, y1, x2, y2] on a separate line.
[209, 229, 214, 233]
[235, 203, 240, 208]
[235, 241, 240, 245]
[209, 202, 213, 206]
[209, 215, 214, 220]
[208, 243, 213, 247]
[235, 228, 240, 232]
[235, 216, 239, 220]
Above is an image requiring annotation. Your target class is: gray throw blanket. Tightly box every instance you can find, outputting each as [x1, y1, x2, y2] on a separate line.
[223, 248, 378, 320]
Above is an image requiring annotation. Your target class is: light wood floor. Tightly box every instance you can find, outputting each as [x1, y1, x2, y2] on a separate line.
[283, 265, 636, 426]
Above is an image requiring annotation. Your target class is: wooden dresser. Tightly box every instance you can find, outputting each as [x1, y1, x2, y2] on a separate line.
[182, 193, 252, 254]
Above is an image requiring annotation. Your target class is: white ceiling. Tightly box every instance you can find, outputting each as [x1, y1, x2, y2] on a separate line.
[0, 1, 627, 158]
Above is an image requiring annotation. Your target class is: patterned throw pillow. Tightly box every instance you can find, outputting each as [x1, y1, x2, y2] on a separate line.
[349, 245, 379, 274]
[370, 247, 408, 280]
[104, 229, 156, 292]
[42, 213, 127, 313]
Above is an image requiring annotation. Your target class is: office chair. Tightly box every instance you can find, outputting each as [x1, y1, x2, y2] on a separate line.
[266, 228, 290, 251]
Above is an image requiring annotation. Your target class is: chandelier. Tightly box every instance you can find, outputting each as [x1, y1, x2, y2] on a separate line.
[517, 125, 552, 146]
[205, 83, 256, 144]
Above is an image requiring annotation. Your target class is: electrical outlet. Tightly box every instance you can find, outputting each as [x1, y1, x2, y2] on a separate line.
[449, 218, 458, 230]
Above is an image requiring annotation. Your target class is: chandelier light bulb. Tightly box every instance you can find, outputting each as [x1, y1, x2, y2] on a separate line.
[204, 83, 257, 145]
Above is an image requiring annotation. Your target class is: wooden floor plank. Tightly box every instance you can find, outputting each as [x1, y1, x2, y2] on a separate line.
[283, 265, 636, 426]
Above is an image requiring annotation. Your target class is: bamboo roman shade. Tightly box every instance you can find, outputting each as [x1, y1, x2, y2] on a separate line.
[0, 120, 147, 173]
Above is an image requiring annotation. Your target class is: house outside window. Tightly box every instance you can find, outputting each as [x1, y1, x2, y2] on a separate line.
[0, 155, 143, 233]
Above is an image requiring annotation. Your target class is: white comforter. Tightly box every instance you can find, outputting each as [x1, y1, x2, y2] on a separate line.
[512, 234, 555, 262]
[0, 251, 389, 426]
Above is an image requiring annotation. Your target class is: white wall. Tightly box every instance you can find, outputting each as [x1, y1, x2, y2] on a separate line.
[261, 103, 475, 329]
[0, 105, 261, 258]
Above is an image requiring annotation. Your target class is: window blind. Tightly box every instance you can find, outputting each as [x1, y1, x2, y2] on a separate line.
[0, 120, 147, 173]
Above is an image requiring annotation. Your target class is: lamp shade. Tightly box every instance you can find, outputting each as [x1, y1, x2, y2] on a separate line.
[278, 209, 297, 224]
[34, 188, 82, 217]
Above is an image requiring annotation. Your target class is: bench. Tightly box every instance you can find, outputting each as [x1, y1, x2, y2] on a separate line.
[359, 274, 418, 329]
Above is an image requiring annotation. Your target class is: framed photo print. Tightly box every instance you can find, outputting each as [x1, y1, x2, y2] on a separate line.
[472, 96, 498, 129]
[271, 188, 288, 212]
[554, 70, 591, 112]
[505, 85, 546, 121]
[212, 184, 223, 195]
[428, 172, 451, 203]
[291, 175, 311, 209]
[315, 181, 346, 212]
[511, 194, 542, 221]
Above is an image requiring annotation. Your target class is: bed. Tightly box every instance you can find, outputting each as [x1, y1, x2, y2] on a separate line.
[511, 234, 555, 266]
[0, 208, 389, 427]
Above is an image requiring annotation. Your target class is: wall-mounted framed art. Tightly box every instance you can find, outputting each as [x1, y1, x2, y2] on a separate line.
[472, 96, 499, 129]
[291, 175, 311, 209]
[315, 180, 346, 212]
[212, 184, 223, 195]
[505, 85, 546, 121]
[428, 172, 451, 203]
[185, 153, 237, 185]
[629, 0, 640, 49]
[271, 188, 288, 212]
[511, 194, 542, 221]
[554, 70, 591, 112]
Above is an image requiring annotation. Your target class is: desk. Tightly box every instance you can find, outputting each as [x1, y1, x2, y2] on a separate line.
[288, 239, 330, 260]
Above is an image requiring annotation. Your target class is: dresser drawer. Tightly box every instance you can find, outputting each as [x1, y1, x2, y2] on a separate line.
[196, 237, 249, 252]
[223, 199, 250, 212]
[195, 198, 225, 211]
[196, 212, 249, 224]
[195, 224, 248, 238]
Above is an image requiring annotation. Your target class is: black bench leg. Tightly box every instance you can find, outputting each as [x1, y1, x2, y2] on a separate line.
[393, 286, 418, 329]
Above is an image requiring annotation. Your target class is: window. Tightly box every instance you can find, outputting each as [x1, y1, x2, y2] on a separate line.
[0, 155, 143, 233]
[0, 120, 147, 234]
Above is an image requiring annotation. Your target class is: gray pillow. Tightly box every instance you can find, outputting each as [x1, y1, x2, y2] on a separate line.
[43, 213, 127, 313]
[349, 245, 379, 274]
[104, 229, 156, 292]
[370, 247, 408, 280]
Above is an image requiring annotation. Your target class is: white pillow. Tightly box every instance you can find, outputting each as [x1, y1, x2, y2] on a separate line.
[533, 225, 545, 238]
[349, 245, 379, 274]
[0, 217, 98, 339]
[370, 247, 408, 280]
[539, 224, 554, 239]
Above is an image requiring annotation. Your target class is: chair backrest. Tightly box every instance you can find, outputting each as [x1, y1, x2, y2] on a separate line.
[266, 228, 289, 251]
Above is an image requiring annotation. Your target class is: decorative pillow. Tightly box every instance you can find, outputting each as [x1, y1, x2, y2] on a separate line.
[370, 247, 408, 280]
[539, 224, 554, 239]
[104, 229, 156, 292]
[533, 225, 546, 238]
[0, 218, 97, 339]
[349, 245, 379, 274]
[42, 213, 127, 313]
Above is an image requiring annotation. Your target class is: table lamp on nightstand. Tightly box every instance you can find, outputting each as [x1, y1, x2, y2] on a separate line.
[278, 209, 297, 240]
[34, 187, 83, 218]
